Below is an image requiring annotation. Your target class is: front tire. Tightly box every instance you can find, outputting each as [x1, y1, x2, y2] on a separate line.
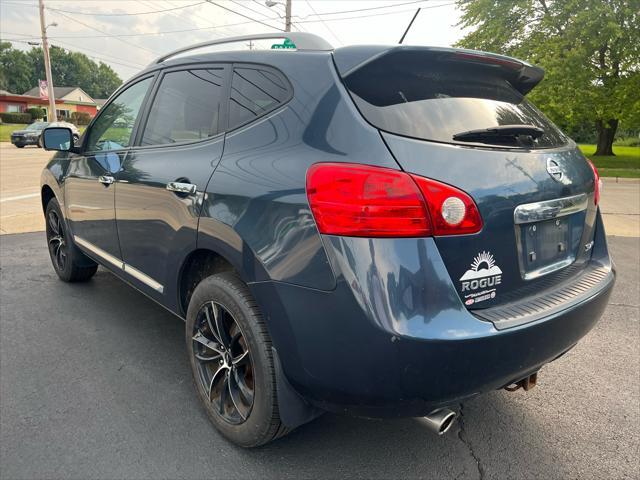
[186, 272, 288, 447]
[45, 198, 98, 282]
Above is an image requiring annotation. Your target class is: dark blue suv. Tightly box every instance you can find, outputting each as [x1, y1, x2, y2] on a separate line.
[40, 33, 614, 447]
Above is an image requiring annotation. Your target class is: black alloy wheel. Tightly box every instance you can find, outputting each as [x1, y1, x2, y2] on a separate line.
[47, 208, 67, 271]
[192, 301, 254, 424]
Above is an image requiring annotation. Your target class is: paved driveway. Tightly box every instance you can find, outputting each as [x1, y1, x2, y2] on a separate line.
[1, 232, 638, 479]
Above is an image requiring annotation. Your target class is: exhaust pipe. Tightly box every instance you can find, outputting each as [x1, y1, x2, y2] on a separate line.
[417, 408, 457, 435]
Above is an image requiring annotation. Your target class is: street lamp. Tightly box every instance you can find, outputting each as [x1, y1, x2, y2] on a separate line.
[265, 0, 291, 32]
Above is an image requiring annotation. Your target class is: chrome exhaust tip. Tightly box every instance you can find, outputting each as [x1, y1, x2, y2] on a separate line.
[417, 408, 457, 435]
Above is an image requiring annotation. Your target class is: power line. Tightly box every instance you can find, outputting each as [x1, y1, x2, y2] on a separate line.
[205, 1, 284, 32]
[303, 0, 342, 46]
[4, 38, 143, 71]
[48, 9, 159, 56]
[292, 0, 441, 19]
[295, 2, 455, 24]
[228, 0, 280, 21]
[46, 1, 206, 16]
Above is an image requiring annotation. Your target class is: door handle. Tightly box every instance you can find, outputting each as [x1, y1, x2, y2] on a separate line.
[98, 175, 115, 185]
[166, 182, 197, 195]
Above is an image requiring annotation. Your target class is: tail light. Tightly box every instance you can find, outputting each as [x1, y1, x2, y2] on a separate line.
[586, 159, 601, 205]
[306, 163, 482, 237]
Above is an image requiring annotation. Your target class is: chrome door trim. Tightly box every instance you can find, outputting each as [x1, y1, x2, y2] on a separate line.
[73, 235, 164, 293]
[513, 193, 588, 225]
[123, 264, 164, 294]
[166, 182, 197, 195]
[74, 235, 124, 269]
[98, 175, 115, 185]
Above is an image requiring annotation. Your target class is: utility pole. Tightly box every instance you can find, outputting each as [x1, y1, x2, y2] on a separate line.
[285, 0, 291, 32]
[266, 0, 291, 32]
[38, 0, 56, 122]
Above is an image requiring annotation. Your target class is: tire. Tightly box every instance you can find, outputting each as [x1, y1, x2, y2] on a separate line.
[186, 272, 288, 447]
[16, 144, 24, 148]
[45, 197, 98, 282]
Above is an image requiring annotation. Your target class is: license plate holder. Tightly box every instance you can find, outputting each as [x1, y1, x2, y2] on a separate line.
[514, 194, 588, 280]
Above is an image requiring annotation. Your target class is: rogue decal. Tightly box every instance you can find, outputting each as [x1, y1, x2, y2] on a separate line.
[460, 251, 502, 305]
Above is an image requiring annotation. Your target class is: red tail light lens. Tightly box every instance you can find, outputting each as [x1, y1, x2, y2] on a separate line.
[306, 163, 431, 237]
[410, 175, 483, 235]
[586, 159, 601, 205]
[306, 163, 483, 237]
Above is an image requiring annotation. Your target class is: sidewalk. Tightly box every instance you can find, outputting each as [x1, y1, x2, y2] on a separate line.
[600, 178, 640, 237]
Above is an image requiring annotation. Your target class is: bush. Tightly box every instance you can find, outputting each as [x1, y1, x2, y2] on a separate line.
[26, 107, 46, 121]
[614, 137, 640, 147]
[70, 111, 92, 125]
[0, 112, 33, 124]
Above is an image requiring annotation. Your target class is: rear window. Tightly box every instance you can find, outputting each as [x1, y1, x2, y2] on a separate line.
[343, 50, 567, 149]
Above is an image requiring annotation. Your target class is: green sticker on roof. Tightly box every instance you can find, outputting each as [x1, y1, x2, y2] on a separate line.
[271, 38, 296, 50]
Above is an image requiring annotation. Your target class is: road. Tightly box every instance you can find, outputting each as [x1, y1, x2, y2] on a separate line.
[1, 232, 638, 479]
[1, 142, 638, 236]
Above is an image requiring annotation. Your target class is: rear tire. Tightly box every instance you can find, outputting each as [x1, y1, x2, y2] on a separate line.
[186, 272, 289, 447]
[45, 198, 98, 282]
[16, 144, 24, 148]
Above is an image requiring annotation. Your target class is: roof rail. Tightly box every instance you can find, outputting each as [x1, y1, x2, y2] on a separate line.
[151, 32, 333, 65]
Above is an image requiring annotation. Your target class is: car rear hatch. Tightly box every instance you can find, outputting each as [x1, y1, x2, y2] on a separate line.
[333, 46, 600, 310]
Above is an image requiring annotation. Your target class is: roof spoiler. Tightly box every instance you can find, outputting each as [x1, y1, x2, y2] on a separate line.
[333, 45, 544, 96]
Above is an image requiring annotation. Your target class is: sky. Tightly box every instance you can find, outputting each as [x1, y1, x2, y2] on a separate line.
[0, 0, 465, 82]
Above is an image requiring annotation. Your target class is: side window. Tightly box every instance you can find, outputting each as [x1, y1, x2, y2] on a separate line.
[141, 68, 225, 146]
[86, 77, 152, 152]
[228, 67, 291, 130]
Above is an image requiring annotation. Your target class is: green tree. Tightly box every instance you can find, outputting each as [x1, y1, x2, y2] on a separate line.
[455, 0, 640, 155]
[0, 42, 33, 94]
[0, 42, 122, 100]
[27, 45, 122, 99]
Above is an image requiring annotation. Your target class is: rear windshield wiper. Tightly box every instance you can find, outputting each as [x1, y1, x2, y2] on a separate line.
[453, 125, 544, 144]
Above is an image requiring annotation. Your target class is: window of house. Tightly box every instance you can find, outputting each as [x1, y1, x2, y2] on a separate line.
[86, 77, 152, 152]
[141, 68, 225, 146]
[228, 67, 291, 130]
[6, 105, 22, 113]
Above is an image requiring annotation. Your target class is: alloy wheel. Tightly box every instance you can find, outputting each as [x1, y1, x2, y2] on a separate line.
[192, 301, 254, 425]
[47, 209, 67, 271]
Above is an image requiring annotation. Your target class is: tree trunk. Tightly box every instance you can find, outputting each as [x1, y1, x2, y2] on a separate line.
[594, 118, 618, 156]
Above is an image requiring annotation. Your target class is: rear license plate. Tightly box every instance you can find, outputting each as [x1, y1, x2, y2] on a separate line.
[517, 214, 584, 279]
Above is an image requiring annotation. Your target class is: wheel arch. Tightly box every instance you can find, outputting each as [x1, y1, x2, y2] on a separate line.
[41, 184, 56, 212]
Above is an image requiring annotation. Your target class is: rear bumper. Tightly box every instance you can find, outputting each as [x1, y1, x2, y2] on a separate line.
[250, 213, 614, 418]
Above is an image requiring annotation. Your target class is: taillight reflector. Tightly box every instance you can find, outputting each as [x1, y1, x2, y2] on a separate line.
[306, 163, 483, 237]
[586, 159, 601, 205]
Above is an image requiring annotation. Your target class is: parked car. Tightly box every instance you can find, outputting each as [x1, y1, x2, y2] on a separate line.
[40, 33, 615, 447]
[10, 121, 80, 148]
[11, 122, 49, 148]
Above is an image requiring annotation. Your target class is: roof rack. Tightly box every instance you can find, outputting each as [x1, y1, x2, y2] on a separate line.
[152, 32, 333, 65]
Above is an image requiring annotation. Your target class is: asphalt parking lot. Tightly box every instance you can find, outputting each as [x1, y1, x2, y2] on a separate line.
[1, 142, 639, 479]
[1, 235, 638, 479]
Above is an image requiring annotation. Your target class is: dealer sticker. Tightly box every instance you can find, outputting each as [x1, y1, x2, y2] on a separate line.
[459, 251, 502, 305]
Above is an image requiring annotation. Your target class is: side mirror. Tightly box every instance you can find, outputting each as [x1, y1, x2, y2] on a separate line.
[42, 127, 73, 151]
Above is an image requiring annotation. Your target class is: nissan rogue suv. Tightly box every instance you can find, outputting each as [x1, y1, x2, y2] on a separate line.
[40, 33, 615, 447]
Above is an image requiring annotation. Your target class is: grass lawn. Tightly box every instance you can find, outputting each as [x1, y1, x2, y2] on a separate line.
[0, 123, 27, 142]
[578, 144, 640, 178]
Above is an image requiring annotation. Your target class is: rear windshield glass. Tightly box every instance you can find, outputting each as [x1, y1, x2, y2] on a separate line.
[343, 50, 567, 149]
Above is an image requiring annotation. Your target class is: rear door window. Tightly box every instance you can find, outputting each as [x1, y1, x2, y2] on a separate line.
[343, 50, 567, 149]
[228, 66, 291, 130]
[141, 68, 226, 146]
